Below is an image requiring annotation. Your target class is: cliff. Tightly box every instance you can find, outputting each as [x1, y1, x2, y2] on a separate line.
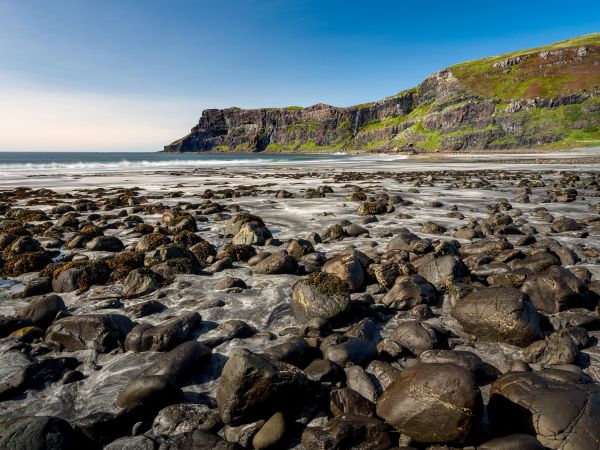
[165, 33, 600, 153]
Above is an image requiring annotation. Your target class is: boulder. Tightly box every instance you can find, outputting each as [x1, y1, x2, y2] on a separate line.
[521, 265, 592, 314]
[0, 416, 84, 450]
[488, 369, 600, 449]
[116, 375, 182, 411]
[390, 320, 438, 356]
[123, 268, 164, 298]
[322, 254, 365, 292]
[376, 363, 482, 443]
[16, 294, 66, 328]
[216, 349, 308, 426]
[45, 314, 134, 353]
[381, 275, 438, 310]
[416, 254, 468, 288]
[84, 235, 124, 252]
[231, 222, 271, 246]
[124, 312, 201, 352]
[252, 250, 297, 275]
[301, 414, 392, 450]
[290, 272, 350, 323]
[451, 287, 542, 347]
[142, 341, 211, 384]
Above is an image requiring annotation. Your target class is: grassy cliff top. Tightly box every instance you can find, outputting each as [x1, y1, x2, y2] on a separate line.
[449, 32, 600, 99]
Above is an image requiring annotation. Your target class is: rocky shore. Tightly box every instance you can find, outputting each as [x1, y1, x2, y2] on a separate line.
[0, 159, 599, 449]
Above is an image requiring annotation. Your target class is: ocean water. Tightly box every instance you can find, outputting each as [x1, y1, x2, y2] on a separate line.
[0, 151, 404, 174]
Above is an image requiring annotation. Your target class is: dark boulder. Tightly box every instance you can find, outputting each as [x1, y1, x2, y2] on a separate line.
[290, 272, 350, 323]
[451, 287, 542, 347]
[216, 348, 308, 426]
[16, 294, 66, 328]
[376, 363, 482, 444]
[45, 314, 134, 353]
[488, 369, 600, 449]
[124, 312, 201, 352]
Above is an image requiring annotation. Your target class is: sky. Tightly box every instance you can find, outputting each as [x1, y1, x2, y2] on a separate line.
[1, 1, 599, 152]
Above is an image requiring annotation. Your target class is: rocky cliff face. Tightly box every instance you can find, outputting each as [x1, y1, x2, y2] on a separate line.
[165, 33, 600, 153]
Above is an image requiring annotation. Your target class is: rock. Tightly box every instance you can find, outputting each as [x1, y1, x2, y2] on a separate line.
[220, 244, 257, 262]
[521, 265, 592, 313]
[125, 299, 166, 318]
[304, 359, 344, 383]
[201, 320, 257, 348]
[551, 216, 581, 232]
[322, 224, 347, 241]
[358, 201, 389, 216]
[322, 254, 365, 292]
[0, 357, 79, 399]
[419, 350, 484, 380]
[344, 223, 369, 237]
[124, 312, 201, 352]
[84, 235, 125, 252]
[232, 222, 272, 246]
[52, 268, 82, 293]
[508, 251, 559, 273]
[263, 337, 317, 369]
[252, 412, 285, 449]
[376, 363, 482, 443]
[123, 268, 164, 298]
[3, 236, 43, 257]
[144, 243, 194, 268]
[159, 429, 235, 450]
[216, 349, 308, 426]
[189, 240, 217, 264]
[216, 276, 247, 290]
[387, 229, 421, 251]
[390, 320, 438, 356]
[479, 434, 545, 450]
[287, 239, 314, 260]
[16, 294, 66, 328]
[488, 369, 600, 449]
[301, 414, 392, 450]
[322, 335, 377, 367]
[370, 262, 399, 289]
[345, 365, 378, 402]
[0, 416, 84, 450]
[223, 420, 264, 447]
[152, 403, 221, 436]
[224, 213, 266, 237]
[135, 232, 171, 252]
[381, 275, 438, 310]
[253, 250, 298, 275]
[460, 238, 512, 257]
[330, 388, 375, 417]
[451, 287, 542, 347]
[522, 333, 579, 368]
[10, 276, 52, 299]
[45, 314, 134, 352]
[116, 375, 182, 411]
[142, 341, 211, 384]
[1, 251, 52, 276]
[290, 272, 350, 323]
[416, 254, 468, 288]
[420, 222, 447, 235]
[103, 436, 156, 450]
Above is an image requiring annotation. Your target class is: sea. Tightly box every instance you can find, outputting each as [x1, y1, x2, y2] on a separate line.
[0, 151, 405, 175]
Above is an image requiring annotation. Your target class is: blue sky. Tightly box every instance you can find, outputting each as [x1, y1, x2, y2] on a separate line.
[1, 0, 599, 151]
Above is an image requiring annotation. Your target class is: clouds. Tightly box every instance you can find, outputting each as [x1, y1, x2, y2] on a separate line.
[0, 81, 203, 151]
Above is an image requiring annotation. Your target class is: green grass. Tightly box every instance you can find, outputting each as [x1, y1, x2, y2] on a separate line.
[450, 33, 600, 100]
